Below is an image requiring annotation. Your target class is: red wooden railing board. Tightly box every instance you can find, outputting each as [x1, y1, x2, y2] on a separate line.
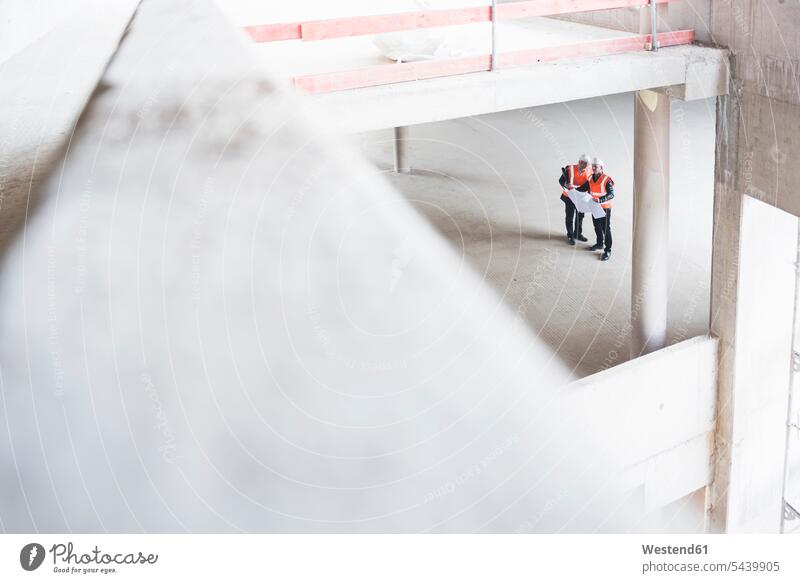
[496, 0, 669, 20]
[243, 22, 301, 42]
[498, 29, 692, 66]
[301, 6, 490, 41]
[294, 55, 491, 93]
[245, 0, 675, 43]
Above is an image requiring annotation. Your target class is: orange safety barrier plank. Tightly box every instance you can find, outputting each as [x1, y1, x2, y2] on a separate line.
[301, 6, 490, 41]
[243, 22, 301, 42]
[245, 0, 674, 43]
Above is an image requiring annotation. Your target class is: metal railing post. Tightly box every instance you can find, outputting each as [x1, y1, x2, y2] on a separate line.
[649, 0, 659, 51]
[491, 0, 497, 70]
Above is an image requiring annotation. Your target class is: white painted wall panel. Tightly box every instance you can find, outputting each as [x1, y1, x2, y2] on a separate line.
[727, 195, 797, 532]
[566, 335, 717, 509]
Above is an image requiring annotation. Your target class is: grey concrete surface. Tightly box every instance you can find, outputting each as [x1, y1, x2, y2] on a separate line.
[358, 92, 716, 377]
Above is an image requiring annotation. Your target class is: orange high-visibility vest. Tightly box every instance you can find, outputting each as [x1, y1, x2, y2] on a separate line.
[588, 173, 614, 209]
[562, 164, 591, 196]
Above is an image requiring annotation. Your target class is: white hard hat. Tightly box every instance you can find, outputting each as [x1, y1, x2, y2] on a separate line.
[578, 154, 590, 163]
[591, 157, 604, 166]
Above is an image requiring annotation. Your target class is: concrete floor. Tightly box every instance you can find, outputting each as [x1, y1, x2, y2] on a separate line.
[358, 92, 716, 377]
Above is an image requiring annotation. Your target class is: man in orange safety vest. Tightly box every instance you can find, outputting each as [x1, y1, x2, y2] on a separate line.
[557, 154, 591, 245]
[576, 157, 615, 261]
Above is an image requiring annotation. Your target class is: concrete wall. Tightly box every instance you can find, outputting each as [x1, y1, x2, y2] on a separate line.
[551, 1, 713, 42]
[708, 0, 800, 532]
[731, 198, 796, 531]
[551, 7, 642, 33]
[567, 335, 718, 524]
[710, 197, 797, 532]
[711, 0, 800, 219]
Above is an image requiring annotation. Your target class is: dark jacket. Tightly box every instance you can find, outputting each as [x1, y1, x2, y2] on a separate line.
[558, 167, 570, 190]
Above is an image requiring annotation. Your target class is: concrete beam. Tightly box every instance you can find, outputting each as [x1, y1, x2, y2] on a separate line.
[654, 50, 730, 102]
[312, 45, 728, 133]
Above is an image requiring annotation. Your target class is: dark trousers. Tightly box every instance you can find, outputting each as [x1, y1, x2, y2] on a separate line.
[592, 208, 612, 252]
[561, 194, 584, 238]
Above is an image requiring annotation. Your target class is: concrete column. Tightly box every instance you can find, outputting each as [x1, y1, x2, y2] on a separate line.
[708, 196, 798, 532]
[631, 90, 670, 357]
[393, 126, 410, 174]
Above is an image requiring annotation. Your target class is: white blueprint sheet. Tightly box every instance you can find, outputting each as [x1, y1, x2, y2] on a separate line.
[567, 189, 605, 219]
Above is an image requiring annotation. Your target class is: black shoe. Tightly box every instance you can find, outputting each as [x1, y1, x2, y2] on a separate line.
[601, 251, 611, 261]
[589, 243, 603, 251]
[567, 236, 576, 246]
[576, 234, 588, 242]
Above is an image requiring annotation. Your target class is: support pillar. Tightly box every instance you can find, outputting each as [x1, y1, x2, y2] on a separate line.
[393, 126, 410, 174]
[631, 89, 670, 357]
[708, 196, 798, 532]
